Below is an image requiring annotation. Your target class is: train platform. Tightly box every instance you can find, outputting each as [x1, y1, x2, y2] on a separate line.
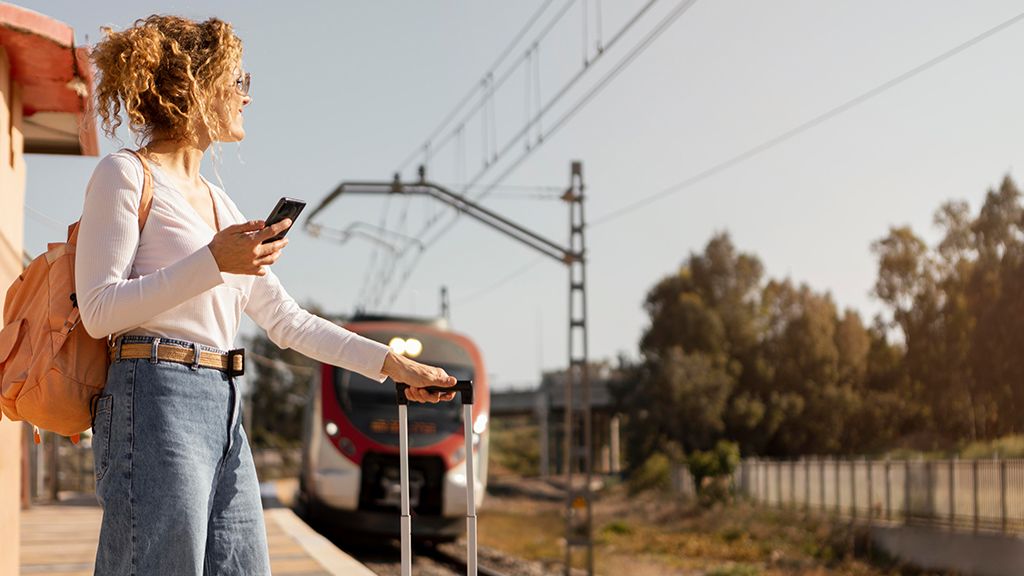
[18, 481, 375, 576]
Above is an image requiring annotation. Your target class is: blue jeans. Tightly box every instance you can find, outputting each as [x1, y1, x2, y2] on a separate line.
[92, 335, 270, 575]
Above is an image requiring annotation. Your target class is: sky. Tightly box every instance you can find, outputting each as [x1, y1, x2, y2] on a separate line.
[14, 1, 1024, 389]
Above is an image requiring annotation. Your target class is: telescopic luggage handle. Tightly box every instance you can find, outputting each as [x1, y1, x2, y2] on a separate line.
[393, 379, 478, 576]
[395, 380, 475, 405]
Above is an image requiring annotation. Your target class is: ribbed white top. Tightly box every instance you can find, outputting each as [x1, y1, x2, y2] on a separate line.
[74, 150, 389, 380]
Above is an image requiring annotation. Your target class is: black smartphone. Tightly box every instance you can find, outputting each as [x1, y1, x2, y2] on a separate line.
[261, 197, 306, 244]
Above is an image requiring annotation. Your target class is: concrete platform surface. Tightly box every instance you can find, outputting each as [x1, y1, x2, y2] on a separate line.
[19, 486, 375, 576]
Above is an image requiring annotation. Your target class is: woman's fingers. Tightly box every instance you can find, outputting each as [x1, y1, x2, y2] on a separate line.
[254, 218, 292, 243]
[405, 387, 438, 403]
[401, 365, 459, 403]
[255, 237, 288, 257]
[253, 250, 283, 266]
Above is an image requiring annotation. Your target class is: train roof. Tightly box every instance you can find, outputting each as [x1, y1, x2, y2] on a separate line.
[344, 312, 449, 331]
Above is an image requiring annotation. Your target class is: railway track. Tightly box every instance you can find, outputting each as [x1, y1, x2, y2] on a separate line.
[419, 542, 511, 576]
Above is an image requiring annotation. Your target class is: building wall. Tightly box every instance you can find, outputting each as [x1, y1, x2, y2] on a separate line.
[0, 45, 27, 576]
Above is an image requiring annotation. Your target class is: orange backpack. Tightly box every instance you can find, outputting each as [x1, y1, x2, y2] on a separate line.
[0, 149, 154, 442]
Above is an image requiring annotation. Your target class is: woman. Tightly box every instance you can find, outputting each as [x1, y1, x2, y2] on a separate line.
[76, 14, 455, 575]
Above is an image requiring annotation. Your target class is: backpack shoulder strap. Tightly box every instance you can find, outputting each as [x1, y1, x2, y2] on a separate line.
[123, 149, 155, 233]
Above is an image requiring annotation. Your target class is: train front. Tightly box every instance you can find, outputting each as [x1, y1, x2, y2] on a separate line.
[300, 319, 490, 539]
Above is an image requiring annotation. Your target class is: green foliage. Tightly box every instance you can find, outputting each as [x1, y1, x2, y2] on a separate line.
[688, 440, 740, 481]
[625, 179, 1024, 460]
[627, 452, 672, 495]
[960, 435, 1024, 459]
[601, 520, 633, 535]
[688, 440, 740, 506]
[244, 305, 321, 449]
[489, 418, 540, 475]
[707, 564, 759, 576]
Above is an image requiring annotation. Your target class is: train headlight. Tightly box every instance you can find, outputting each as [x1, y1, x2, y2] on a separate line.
[388, 337, 407, 355]
[405, 338, 423, 358]
[325, 421, 339, 437]
[388, 337, 423, 358]
[473, 413, 488, 435]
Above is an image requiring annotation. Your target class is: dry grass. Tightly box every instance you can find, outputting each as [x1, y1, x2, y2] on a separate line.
[479, 478, 925, 576]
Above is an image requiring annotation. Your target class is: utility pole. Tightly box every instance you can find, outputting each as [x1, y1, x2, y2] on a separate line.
[440, 286, 450, 322]
[563, 161, 593, 576]
[306, 162, 595, 575]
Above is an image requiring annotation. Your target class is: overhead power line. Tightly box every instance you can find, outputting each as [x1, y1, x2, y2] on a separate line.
[418, 0, 699, 250]
[395, 0, 563, 174]
[590, 7, 1024, 228]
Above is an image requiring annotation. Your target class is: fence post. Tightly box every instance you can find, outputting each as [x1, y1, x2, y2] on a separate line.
[973, 459, 979, 534]
[777, 460, 783, 507]
[927, 460, 935, 524]
[867, 457, 873, 524]
[820, 457, 826, 515]
[949, 457, 956, 531]
[790, 459, 796, 510]
[885, 458, 892, 522]
[904, 459, 911, 524]
[805, 458, 811, 514]
[835, 458, 841, 517]
[763, 459, 768, 504]
[851, 457, 857, 520]
[1001, 458, 1008, 533]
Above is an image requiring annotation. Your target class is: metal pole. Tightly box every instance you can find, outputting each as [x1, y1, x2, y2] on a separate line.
[790, 460, 796, 510]
[48, 432, 58, 501]
[835, 458, 841, 517]
[904, 460, 911, 524]
[464, 404, 478, 576]
[973, 459, 979, 533]
[885, 459, 892, 522]
[927, 460, 935, 524]
[805, 458, 811, 514]
[949, 457, 956, 530]
[1001, 459, 1008, 533]
[851, 458, 857, 519]
[538, 391, 550, 478]
[610, 415, 620, 474]
[564, 161, 592, 576]
[399, 404, 412, 576]
[820, 458, 826, 514]
[777, 461, 783, 507]
[867, 458, 873, 524]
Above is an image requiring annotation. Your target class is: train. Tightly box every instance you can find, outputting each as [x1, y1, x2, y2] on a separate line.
[297, 314, 490, 540]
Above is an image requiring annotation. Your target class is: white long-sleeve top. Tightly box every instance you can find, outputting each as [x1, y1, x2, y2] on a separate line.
[74, 149, 389, 381]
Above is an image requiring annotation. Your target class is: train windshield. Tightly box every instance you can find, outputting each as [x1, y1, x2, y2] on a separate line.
[333, 364, 474, 447]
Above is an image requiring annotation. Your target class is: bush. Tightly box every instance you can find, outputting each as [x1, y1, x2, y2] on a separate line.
[489, 419, 540, 475]
[628, 452, 672, 494]
[688, 440, 740, 484]
[708, 564, 759, 576]
[688, 440, 740, 506]
[960, 435, 1024, 459]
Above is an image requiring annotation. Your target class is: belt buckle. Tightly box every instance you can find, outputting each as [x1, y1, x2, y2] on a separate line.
[226, 348, 245, 377]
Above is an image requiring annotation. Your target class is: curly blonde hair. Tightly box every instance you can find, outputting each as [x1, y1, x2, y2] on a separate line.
[90, 15, 244, 146]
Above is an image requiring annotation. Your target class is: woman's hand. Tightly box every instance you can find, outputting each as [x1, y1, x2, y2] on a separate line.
[208, 219, 292, 276]
[382, 350, 457, 403]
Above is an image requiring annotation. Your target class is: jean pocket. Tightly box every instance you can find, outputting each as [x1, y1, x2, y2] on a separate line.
[92, 394, 114, 482]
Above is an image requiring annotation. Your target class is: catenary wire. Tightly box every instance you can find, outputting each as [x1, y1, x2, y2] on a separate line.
[589, 7, 1024, 228]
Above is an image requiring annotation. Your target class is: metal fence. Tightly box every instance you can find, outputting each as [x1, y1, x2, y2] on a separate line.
[735, 457, 1024, 534]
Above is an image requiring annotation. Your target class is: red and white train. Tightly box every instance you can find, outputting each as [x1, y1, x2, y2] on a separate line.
[298, 315, 489, 540]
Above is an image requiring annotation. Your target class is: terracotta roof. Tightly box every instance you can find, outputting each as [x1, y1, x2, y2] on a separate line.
[0, 2, 97, 155]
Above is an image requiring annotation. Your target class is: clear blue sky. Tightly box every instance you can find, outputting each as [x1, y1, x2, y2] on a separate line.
[15, 1, 1024, 388]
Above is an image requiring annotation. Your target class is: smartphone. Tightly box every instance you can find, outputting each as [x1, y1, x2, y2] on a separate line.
[261, 197, 306, 244]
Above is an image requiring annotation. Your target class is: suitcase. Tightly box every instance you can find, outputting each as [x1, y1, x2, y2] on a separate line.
[395, 380, 477, 576]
